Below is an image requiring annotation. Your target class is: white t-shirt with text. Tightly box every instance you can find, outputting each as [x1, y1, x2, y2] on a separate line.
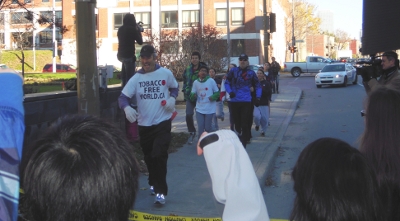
[122, 67, 179, 126]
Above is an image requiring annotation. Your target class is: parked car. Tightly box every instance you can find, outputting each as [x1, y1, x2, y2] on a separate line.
[0, 64, 9, 69]
[315, 63, 358, 88]
[42, 63, 77, 73]
[284, 56, 332, 77]
[248, 64, 263, 72]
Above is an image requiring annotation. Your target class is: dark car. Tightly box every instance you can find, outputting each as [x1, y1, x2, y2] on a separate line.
[42, 63, 76, 73]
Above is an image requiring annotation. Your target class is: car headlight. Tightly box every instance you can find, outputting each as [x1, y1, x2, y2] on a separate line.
[315, 74, 319, 78]
[335, 74, 343, 78]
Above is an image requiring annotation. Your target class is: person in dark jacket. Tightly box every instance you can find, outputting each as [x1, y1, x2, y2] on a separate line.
[269, 57, 281, 94]
[182, 51, 207, 144]
[253, 69, 272, 136]
[117, 13, 143, 87]
[224, 53, 261, 148]
[117, 13, 143, 143]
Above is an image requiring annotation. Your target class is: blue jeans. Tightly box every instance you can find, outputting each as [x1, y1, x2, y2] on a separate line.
[185, 100, 196, 133]
[253, 105, 269, 132]
[212, 101, 224, 131]
[272, 74, 279, 92]
[216, 101, 224, 119]
[196, 111, 215, 139]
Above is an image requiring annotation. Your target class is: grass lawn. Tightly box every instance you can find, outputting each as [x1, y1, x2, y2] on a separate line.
[24, 72, 122, 93]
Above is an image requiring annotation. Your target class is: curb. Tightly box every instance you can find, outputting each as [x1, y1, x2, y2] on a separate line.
[255, 87, 302, 186]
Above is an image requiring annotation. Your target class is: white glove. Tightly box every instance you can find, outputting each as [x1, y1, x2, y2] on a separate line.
[164, 97, 176, 112]
[124, 106, 138, 123]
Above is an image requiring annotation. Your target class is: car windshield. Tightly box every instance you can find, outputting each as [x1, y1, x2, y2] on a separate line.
[322, 65, 345, 72]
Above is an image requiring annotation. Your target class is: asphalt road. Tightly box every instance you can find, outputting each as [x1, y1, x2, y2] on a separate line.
[262, 73, 367, 219]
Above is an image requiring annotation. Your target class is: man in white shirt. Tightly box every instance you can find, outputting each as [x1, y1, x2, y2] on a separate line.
[118, 45, 179, 205]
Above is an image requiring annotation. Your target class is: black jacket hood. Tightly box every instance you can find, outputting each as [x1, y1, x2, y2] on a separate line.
[123, 14, 136, 26]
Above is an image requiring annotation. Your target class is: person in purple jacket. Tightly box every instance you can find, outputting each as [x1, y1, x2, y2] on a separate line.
[224, 53, 261, 148]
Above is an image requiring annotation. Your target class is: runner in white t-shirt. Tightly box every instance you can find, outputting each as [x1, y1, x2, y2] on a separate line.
[190, 66, 219, 139]
[118, 45, 179, 205]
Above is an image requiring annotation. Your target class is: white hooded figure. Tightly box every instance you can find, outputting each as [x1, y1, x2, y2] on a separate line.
[197, 130, 270, 221]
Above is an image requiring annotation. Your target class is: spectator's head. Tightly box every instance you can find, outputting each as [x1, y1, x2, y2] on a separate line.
[264, 62, 270, 72]
[381, 51, 398, 70]
[198, 65, 209, 80]
[191, 51, 201, 66]
[256, 69, 266, 81]
[238, 53, 249, 69]
[140, 44, 157, 73]
[209, 68, 216, 78]
[21, 115, 140, 221]
[360, 85, 400, 187]
[122, 13, 137, 26]
[290, 137, 384, 221]
[271, 57, 276, 62]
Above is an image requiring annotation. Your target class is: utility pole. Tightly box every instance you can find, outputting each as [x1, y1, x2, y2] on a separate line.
[226, 0, 231, 65]
[263, 0, 269, 63]
[52, 0, 56, 73]
[75, 0, 100, 115]
[292, 0, 295, 62]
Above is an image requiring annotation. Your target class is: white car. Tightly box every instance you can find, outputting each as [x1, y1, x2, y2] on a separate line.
[315, 63, 358, 88]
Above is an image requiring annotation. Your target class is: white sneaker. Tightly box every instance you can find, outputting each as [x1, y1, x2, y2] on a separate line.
[154, 193, 166, 204]
[150, 186, 155, 195]
[188, 132, 196, 144]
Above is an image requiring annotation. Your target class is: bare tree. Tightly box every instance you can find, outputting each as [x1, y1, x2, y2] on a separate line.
[142, 24, 229, 80]
[334, 29, 352, 50]
[285, 0, 320, 61]
[0, 0, 69, 76]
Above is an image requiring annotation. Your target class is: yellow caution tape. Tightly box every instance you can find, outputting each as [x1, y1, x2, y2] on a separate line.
[20, 189, 286, 221]
[129, 210, 287, 221]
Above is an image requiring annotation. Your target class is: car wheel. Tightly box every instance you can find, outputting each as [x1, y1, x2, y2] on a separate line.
[352, 74, 358, 85]
[316, 85, 321, 88]
[342, 76, 348, 87]
[291, 68, 301, 77]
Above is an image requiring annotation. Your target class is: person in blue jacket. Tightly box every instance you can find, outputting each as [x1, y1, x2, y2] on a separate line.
[224, 53, 261, 148]
[0, 68, 24, 221]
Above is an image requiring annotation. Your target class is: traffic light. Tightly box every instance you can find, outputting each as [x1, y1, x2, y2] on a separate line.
[288, 46, 293, 53]
[269, 13, 276, 33]
[288, 46, 297, 53]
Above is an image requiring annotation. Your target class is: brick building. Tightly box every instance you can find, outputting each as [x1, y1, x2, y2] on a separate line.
[1, 0, 289, 68]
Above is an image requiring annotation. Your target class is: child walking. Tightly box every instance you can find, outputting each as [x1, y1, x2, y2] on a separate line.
[253, 69, 272, 136]
[190, 66, 220, 139]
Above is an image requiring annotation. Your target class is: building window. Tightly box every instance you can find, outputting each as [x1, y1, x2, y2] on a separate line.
[11, 32, 33, 48]
[182, 10, 199, 27]
[231, 8, 243, 26]
[114, 13, 125, 30]
[12, 0, 33, 3]
[40, 11, 62, 24]
[161, 11, 178, 28]
[11, 12, 30, 24]
[0, 33, 4, 45]
[38, 30, 62, 44]
[135, 12, 151, 29]
[231, 39, 245, 56]
[216, 9, 227, 26]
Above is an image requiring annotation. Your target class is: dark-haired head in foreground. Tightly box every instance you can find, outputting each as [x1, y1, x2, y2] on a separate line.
[21, 115, 140, 221]
[290, 137, 385, 221]
[360, 84, 400, 220]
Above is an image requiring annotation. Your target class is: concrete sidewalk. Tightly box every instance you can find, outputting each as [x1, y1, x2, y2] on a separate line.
[133, 86, 302, 219]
